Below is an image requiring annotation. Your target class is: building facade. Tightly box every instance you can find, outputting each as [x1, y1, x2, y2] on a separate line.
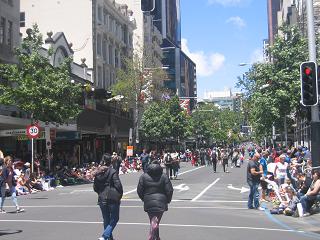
[203, 89, 241, 112]
[267, 0, 281, 46]
[20, 0, 136, 89]
[0, 0, 20, 64]
[116, 0, 163, 68]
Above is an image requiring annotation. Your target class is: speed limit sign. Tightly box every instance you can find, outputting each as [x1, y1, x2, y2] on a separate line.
[26, 125, 40, 139]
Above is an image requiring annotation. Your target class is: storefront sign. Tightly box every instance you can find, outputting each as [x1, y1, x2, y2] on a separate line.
[56, 131, 81, 140]
[17, 131, 45, 141]
[0, 129, 27, 137]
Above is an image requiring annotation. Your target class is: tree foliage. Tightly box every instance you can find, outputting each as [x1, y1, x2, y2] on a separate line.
[236, 25, 308, 140]
[190, 103, 243, 145]
[140, 96, 190, 143]
[0, 25, 82, 123]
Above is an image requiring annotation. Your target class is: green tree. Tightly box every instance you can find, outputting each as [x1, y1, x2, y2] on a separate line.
[237, 25, 308, 141]
[0, 25, 82, 124]
[190, 103, 243, 145]
[140, 96, 190, 146]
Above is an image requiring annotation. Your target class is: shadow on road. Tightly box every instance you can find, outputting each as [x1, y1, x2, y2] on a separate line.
[0, 229, 23, 236]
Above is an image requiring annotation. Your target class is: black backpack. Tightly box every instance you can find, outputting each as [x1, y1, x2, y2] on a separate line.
[165, 154, 172, 164]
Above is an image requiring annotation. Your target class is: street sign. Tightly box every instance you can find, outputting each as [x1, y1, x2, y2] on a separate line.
[127, 146, 134, 157]
[26, 125, 40, 139]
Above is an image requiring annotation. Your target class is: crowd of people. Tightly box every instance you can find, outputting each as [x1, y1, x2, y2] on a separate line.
[245, 144, 320, 218]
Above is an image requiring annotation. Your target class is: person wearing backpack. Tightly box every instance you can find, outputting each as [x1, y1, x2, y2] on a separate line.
[94, 153, 123, 240]
[163, 151, 173, 179]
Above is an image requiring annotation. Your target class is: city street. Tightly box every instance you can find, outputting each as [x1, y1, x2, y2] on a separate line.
[0, 162, 319, 240]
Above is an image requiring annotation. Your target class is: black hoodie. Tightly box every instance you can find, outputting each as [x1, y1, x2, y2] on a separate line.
[93, 166, 123, 204]
[137, 163, 173, 212]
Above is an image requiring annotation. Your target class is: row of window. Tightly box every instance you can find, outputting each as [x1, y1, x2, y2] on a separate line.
[97, 4, 131, 46]
[97, 33, 122, 68]
[97, 65, 116, 89]
[1, 0, 13, 7]
[0, 16, 13, 49]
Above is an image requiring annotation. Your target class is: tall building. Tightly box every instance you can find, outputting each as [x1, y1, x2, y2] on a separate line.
[0, 0, 20, 64]
[151, 0, 197, 108]
[116, 0, 163, 68]
[20, 0, 136, 89]
[267, 0, 281, 46]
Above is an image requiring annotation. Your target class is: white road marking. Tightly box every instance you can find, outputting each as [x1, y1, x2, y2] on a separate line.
[14, 205, 247, 210]
[191, 178, 220, 202]
[123, 188, 137, 195]
[0, 219, 305, 233]
[177, 166, 205, 176]
[173, 184, 190, 192]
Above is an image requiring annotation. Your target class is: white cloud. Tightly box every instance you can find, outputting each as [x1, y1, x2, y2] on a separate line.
[181, 38, 225, 77]
[208, 0, 249, 7]
[250, 48, 264, 63]
[226, 16, 246, 28]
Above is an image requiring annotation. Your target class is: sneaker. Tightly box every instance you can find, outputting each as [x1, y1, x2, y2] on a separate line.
[303, 212, 311, 217]
[16, 208, 25, 213]
[257, 207, 265, 211]
[98, 238, 105, 240]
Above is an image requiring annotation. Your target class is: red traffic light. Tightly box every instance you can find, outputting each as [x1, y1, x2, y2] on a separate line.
[305, 67, 312, 76]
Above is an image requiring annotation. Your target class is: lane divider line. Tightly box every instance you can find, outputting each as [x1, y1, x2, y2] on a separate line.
[191, 178, 220, 202]
[0, 219, 305, 233]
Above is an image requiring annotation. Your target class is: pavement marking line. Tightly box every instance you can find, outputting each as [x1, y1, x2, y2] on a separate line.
[177, 166, 205, 176]
[123, 188, 137, 195]
[191, 178, 220, 202]
[14, 205, 248, 210]
[0, 220, 305, 233]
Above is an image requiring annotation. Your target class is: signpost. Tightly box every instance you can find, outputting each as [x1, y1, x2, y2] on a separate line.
[127, 146, 134, 157]
[26, 125, 40, 173]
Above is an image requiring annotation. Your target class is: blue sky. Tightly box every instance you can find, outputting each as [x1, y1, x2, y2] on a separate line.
[180, 0, 268, 98]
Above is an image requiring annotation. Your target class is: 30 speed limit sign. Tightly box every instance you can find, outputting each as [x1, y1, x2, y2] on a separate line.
[26, 125, 40, 139]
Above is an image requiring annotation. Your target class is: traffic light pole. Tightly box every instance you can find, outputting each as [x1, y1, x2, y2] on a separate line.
[307, 0, 320, 167]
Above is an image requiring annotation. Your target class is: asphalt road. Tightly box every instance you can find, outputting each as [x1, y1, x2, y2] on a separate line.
[1, 161, 320, 240]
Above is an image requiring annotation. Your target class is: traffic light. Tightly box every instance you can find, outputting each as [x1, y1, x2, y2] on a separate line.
[141, 0, 155, 12]
[300, 61, 318, 106]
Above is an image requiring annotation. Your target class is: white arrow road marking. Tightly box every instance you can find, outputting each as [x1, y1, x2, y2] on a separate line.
[173, 184, 190, 192]
[227, 184, 250, 193]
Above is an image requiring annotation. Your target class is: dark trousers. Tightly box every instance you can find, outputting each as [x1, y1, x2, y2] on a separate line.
[165, 165, 173, 178]
[300, 194, 317, 213]
[99, 203, 120, 239]
[142, 162, 148, 172]
[212, 160, 217, 172]
[148, 212, 163, 240]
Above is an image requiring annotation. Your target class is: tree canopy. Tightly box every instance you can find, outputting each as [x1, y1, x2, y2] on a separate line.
[0, 25, 82, 124]
[236, 25, 309, 140]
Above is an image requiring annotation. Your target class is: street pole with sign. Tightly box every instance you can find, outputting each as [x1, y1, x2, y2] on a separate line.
[26, 124, 40, 173]
[306, 0, 320, 168]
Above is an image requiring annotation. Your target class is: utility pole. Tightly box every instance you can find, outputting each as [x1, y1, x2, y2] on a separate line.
[306, 0, 320, 167]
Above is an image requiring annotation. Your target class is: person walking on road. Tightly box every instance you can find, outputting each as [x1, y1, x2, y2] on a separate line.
[211, 148, 218, 173]
[94, 153, 123, 240]
[140, 149, 150, 173]
[221, 149, 229, 173]
[0, 156, 24, 213]
[137, 160, 173, 240]
[247, 153, 264, 210]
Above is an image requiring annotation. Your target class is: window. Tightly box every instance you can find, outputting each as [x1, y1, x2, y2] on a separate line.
[103, 11, 108, 26]
[97, 33, 102, 56]
[102, 39, 107, 61]
[7, 20, 12, 49]
[97, 5, 102, 22]
[0, 17, 5, 44]
[115, 49, 119, 68]
[97, 66, 103, 87]
[109, 45, 113, 66]
[20, 12, 25, 27]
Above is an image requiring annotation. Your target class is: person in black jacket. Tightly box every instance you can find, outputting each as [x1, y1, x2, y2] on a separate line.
[94, 153, 123, 240]
[137, 160, 173, 240]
